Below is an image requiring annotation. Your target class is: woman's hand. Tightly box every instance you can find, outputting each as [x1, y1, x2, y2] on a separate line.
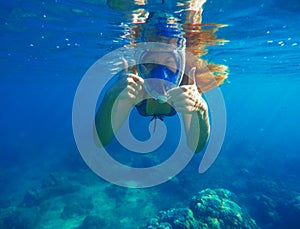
[168, 67, 208, 114]
[111, 58, 145, 105]
[117, 73, 145, 103]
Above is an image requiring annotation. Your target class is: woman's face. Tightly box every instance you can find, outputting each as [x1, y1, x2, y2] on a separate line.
[140, 51, 178, 73]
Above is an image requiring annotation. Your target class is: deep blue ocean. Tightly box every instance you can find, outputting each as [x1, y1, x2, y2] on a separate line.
[1, 0, 300, 228]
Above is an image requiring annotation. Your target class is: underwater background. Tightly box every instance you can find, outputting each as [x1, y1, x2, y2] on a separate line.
[1, 0, 300, 228]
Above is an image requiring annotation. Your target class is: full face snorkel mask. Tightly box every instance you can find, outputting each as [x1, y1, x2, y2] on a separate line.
[136, 14, 186, 103]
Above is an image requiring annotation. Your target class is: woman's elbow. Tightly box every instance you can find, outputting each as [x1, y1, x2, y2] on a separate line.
[187, 132, 210, 153]
[95, 130, 113, 147]
[94, 121, 113, 147]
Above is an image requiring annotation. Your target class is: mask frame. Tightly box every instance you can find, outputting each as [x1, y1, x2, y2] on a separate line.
[135, 42, 186, 103]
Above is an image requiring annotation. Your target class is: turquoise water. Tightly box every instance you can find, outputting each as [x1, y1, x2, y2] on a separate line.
[1, 0, 300, 228]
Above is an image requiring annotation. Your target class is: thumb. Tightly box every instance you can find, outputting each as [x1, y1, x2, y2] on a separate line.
[122, 56, 128, 73]
[188, 67, 196, 85]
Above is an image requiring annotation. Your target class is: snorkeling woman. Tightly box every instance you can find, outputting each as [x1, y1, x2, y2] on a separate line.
[95, 0, 228, 153]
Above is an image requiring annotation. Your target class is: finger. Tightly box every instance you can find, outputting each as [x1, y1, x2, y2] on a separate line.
[179, 85, 195, 93]
[127, 91, 137, 100]
[122, 57, 128, 73]
[127, 78, 144, 93]
[171, 92, 190, 102]
[128, 73, 144, 84]
[188, 67, 196, 85]
[172, 98, 194, 108]
[126, 84, 137, 94]
[127, 77, 139, 88]
[119, 86, 136, 100]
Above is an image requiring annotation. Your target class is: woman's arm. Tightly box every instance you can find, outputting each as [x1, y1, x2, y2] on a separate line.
[179, 0, 210, 152]
[181, 99, 210, 152]
[168, 68, 210, 153]
[95, 72, 144, 147]
[168, 88, 210, 153]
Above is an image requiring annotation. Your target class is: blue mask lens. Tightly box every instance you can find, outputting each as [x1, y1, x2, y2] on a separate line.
[148, 64, 179, 80]
[147, 65, 180, 103]
[137, 62, 183, 103]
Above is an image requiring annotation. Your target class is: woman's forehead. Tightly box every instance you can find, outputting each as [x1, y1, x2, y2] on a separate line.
[142, 51, 176, 60]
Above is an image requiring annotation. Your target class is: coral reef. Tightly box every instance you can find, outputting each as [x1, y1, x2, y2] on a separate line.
[144, 188, 258, 229]
[2, 165, 299, 229]
[146, 208, 198, 229]
[190, 189, 257, 229]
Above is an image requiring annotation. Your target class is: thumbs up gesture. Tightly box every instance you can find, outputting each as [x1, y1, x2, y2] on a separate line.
[114, 57, 145, 105]
[167, 67, 208, 114]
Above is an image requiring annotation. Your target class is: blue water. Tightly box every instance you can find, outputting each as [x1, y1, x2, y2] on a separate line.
[1, 0, 300, 228]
